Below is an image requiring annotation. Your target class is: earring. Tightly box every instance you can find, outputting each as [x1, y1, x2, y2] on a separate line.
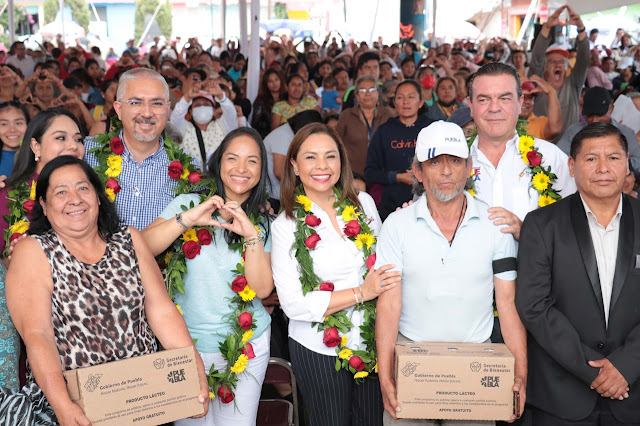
[34, 155, 39, 162]
[294, 170, 299, 175]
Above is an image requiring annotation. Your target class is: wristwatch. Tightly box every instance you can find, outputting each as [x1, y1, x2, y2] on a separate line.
[176, 213, 189, 230]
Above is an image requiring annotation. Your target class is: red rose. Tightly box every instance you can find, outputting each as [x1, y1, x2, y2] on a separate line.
[343, 220, 361, 237]
[366, 254, 376, 270]
[242, 343, 256, 360]
[188, 171, 203, 183]
[305, 215, 322, 227]
[196, 228, 212, 245]
[22, 199, 35, 214]
[526, 150, 542, 167]
[231, 276, 248, 293]
[318, 282, 335, 291]
[322, 327, 341, 348]
[217, 385, 234, 404]
[349, 355, 366, 371]
[158, 262, 167, 270]
[182, 240, 201, 259]
[110, 136, 124, 155]
[238, 312, 253, 330]
[168, 160, 184, 180]
[105, 178, 121, 195]
[9, 233, 22, 243]
[304, 233, 321, 249]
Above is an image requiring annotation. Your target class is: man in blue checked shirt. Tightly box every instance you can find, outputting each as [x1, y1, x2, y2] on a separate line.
[84, 68, 202, 229]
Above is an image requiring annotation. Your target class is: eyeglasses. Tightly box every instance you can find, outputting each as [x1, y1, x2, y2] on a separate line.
[120, 99, 168, 113]
[357, 87, 378, 94]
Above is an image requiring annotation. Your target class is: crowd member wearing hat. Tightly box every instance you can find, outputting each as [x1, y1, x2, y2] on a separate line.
[557, 86, 640, 174]
[528, 5, 589, 140]
[520, 76, 563, 141]
[169, 82, 237, 169]
[613, 56, 638, 93]
[376, 121, 527, 425]
[446, 106, 475, 138]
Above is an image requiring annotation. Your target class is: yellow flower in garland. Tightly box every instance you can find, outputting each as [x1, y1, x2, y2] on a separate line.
[341, 335, 348, 347]
[105, 188, 116, 202]
[164, 251, 172, 263]
[242, 330, 254, 343]
[354, 233, 375, 250]
[342, 205, 360, 222]
[239, 285, 256, 302]
[338, 349, 353, 359]
[230, 354, 249, 374]
[518, 135, 535, 153]
[467, 189, 476, 197]
[181, 168, 190, 180]
[532, 172, 550, 192]
[105, 155, 123, 177]
[538, 194, 556, 207]
[296, 195, 312, 212]
[521, 150, 530, 164]
[354, 371, 369, 379]
[9, 220, 29, 235]
[209, 391, 215, 400]
[374, 362, 378, 373]
[29, 181, 36, 201]
[176, 304, 183, 315]
[182, 229, 198, 242]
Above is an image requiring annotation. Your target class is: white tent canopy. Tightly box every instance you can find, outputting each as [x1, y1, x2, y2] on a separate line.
[548, 0, 639, 15]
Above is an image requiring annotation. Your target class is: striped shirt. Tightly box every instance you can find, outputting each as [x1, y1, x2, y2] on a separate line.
[84, 131, 200, 229]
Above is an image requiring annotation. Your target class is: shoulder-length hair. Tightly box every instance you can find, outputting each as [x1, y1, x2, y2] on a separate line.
[280, 123, 361, 219]
[206, 127, 271, 244]
[6, 108, 84, 188]
[258, 68, 285, 109]
[29, 156, 120, 241]
[0, 101, 30, 166]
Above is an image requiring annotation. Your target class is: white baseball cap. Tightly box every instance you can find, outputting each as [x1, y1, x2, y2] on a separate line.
[618, 56, 634, 70]
[415, 120, 469, 162]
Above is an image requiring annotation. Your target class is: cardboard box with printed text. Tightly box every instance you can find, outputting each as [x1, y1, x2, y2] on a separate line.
[394, 342, 518, 421]
[64, 346, 204, 425]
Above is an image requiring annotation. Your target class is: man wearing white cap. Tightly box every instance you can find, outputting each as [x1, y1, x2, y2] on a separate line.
[528, 5, 589, 139]
[375, 120, 527, 425]
[613, 56, 637, 93]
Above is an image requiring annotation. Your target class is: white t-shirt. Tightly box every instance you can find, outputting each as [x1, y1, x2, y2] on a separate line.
[263, 123, 294, 199]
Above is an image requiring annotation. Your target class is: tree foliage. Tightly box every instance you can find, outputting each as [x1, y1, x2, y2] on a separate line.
[134, 0, 172, 41]
[43, 0, 90, 32]
[0, 5, 27, 47]
[274, 2, 288, 19]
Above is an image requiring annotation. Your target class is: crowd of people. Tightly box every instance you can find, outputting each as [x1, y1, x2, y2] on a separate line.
[0, 3, 639, 425]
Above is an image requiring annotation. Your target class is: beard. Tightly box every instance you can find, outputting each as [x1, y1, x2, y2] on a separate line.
[132, 117, 158, 142]
[430, 181, 465, 202]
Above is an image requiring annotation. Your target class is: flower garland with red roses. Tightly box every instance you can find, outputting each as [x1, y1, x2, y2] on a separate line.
[292, 186, 378, 381]
[162, 192, 267, 406]
[2, 179, 36, 256]
[466, 119, 562, 207]
[88, 118, 209, 203]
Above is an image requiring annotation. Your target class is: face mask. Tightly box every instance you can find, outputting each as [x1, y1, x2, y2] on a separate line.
[81, 92, 89, 102]
[192, 106, 214, 124]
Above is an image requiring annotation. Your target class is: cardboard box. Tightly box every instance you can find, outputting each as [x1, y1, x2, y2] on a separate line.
[394, 342, 518, 421]
[64, 346, 204, 425]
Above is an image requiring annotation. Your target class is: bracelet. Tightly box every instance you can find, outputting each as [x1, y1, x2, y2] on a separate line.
[175, 213, 189, 230]
[577, 27, 586, 34]
[358, 285, 365, 305]
[243, 232, 263, 249]
[352, 288, 359, 305]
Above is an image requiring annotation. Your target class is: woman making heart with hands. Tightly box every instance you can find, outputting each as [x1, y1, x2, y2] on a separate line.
[142, 127, 273, 426]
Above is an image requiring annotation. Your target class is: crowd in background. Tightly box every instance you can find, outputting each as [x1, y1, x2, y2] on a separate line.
[0, 6, 639, 425]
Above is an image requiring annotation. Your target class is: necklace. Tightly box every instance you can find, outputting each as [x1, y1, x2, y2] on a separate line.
[448, 196, 467, 246]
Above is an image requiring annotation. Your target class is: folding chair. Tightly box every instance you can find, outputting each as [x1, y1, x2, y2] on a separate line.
[257, 357, 299, 426]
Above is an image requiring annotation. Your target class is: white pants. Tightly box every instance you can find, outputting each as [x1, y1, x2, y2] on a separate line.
[175, 328, 271, 426]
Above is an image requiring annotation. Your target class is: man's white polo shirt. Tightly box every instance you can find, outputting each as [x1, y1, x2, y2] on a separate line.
[469, 133, 577, 221]
[375, 191, 517, 343]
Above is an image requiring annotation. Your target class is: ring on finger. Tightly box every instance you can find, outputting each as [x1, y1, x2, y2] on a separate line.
[233, 206, 241, 211]
[380, 279, 385, 288]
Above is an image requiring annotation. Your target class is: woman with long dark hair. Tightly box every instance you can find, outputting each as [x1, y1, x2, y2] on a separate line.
[142, 127, 274, 425]
[0, 101, 29, 177]
[271, 123, 400, 426]
[0, 107, 84, 255]
[271, 74, 319, 130]
[251, 68, 285, 138]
